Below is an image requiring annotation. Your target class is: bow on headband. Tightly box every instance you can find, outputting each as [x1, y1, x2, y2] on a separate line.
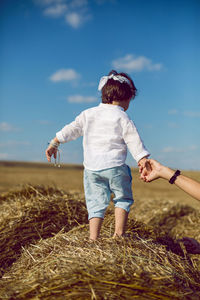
[98, 74, 131, 91]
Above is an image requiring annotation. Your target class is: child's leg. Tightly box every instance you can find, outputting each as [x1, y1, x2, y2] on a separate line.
[89, 217, 103, 240]
[113, 207, 128, 237]
[84, 169, 111, 240]
[109, 165, 133, 238]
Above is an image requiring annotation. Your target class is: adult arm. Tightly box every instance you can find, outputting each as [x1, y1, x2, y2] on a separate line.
[141, 159, 200, 201]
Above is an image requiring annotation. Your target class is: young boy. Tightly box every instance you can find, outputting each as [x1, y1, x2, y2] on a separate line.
[46, 70, 150, 240]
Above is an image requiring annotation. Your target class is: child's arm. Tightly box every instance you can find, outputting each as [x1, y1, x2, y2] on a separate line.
[122, 120, 150, 165]
[45, 137, 60, 162]
[46, 112, 84, 162]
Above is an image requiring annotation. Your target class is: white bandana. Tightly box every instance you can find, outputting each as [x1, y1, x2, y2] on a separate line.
[98, 74, 131, 91]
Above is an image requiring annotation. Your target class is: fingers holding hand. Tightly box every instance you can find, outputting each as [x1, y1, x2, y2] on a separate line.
[145, 160, 152, 172]
[139, 159, 164, 183]
[139, 159, 151, 181]
[140, 169, 149, 182]
[138, 165, 143, 174]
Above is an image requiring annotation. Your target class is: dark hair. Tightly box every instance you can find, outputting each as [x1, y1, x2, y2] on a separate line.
[101, 70, 137, 104]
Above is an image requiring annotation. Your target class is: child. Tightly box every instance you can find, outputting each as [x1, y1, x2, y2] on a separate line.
[46, 70, 150, 240]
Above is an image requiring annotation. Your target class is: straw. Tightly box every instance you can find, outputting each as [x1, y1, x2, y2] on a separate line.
[0, 185, 200, 299]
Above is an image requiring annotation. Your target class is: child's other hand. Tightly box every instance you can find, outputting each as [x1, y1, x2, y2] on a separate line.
[45, 146, 57, 162]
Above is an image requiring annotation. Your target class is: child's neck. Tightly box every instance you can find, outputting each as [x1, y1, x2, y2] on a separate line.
[111, 100, 130, 111]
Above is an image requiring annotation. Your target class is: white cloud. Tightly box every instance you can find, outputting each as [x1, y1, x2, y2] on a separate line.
[0, 141, 30, 147]
[50, 68, 80, 82]
[162, 146, 181, 153]
[43, 4, 68, 17]
[0, 153, 9, 159]
[183, 111, 200, 118]
[65, 12, 82, 28]
[112, 54, 163, 72]
[189, 145, 198, 151]
[65, 9, 92, 28]
[162, 145, 198, 153]
[35, 0, 91, 28]
[168, 109, 200, 118]
[0, 122, 19, 132]
[68, 95, 97, 103]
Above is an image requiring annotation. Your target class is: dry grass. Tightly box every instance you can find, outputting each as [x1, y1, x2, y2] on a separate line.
[0, 185, 87, 275]
[0, 162, 200, 299]
[1, 161, 200, 208]
[0, 161, 84, 193]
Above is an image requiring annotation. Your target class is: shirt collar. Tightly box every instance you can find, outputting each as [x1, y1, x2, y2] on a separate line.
[99, 103, 125, 111]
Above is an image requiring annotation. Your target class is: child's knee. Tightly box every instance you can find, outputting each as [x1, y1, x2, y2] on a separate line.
[114, 199, 134, 213]
[88, 209, 106, 220]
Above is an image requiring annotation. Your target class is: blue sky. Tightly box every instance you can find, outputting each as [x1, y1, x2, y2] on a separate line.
[0, 0, 200, 169]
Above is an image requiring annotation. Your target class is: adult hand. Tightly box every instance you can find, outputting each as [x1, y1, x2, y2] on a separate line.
[140, 159, 200, 201]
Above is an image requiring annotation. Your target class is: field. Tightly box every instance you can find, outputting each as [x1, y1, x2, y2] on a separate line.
[0, 161, 200, 299]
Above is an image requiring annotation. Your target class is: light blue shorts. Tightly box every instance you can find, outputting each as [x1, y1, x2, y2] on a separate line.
[84, 164, 134, 220]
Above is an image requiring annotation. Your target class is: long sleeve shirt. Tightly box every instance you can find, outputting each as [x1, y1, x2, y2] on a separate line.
[56, 103, 150, 171]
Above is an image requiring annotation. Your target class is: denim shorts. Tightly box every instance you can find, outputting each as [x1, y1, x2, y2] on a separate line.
[84, 164, 134, 220]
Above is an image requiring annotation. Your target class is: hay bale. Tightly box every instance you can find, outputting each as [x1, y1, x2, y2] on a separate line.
[1, 185, 200, 299]
[0, 185, 88, 275]
[170, 210, 200, 240]
[1, 226, 200, 299]
[0, 184, 63, 203]
[145, 204, 200, 257]
[148, 204, 195, 234]
[129, 196, 176, 224]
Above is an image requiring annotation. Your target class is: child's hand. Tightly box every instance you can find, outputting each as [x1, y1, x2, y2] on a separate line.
[138, 157, 152, 180]
[138, 157, 149, 172]
[45, 146, 57, 162]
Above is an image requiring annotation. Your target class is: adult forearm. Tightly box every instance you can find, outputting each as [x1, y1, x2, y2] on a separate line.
[161, 166, 200, 201]
[142, 159, 200, 201]
[174, 174, 200, 201]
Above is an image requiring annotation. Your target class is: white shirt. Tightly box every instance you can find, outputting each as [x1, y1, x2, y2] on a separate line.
[56, 103, 150, 171]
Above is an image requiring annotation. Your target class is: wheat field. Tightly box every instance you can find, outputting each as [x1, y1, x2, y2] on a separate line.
[0, 161, 200, 299]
